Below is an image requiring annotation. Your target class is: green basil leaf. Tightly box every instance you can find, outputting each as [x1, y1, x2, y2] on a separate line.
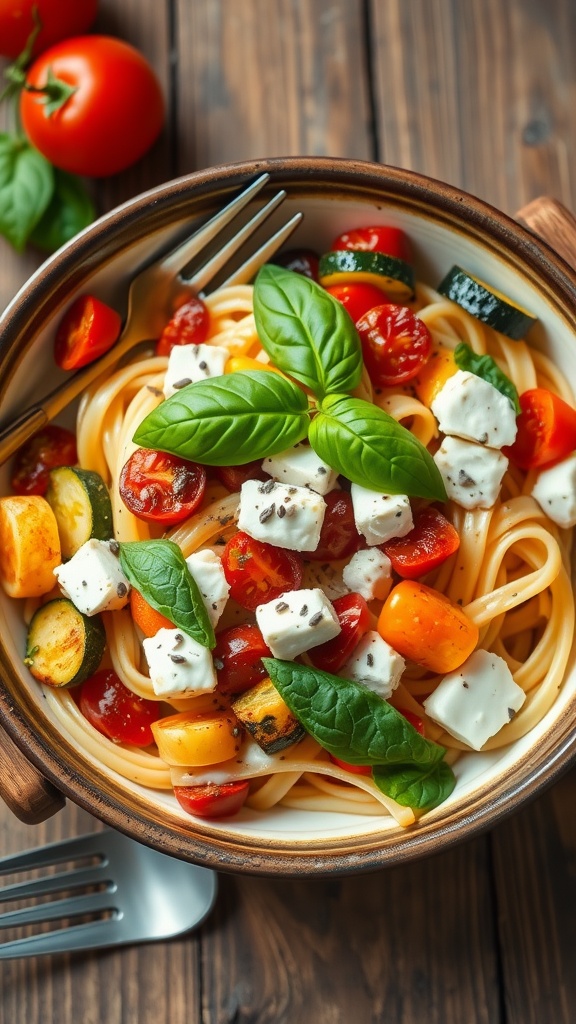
[309, 393, 447, 500]
[253, 264, 363, 398]
[133, 370, 310, 465]
[0, 134, 54, 250]
[29, 169, 95, 253]
[454, 342, 521, 414]
[119, 539, 215, 649]
[372, 759, 456, 811]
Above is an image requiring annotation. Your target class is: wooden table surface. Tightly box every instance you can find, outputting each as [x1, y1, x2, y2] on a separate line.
[1, 2, 576, 1021]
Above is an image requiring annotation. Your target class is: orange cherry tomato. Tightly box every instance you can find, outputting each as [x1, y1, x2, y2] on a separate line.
[381, 505, 460, 579]
[377, 580, 478, 674]
[502, 388, 576, 470]
[174, 781, 249, 819]
[155, 297, 210, 357]
[54, 294, 122, 371]
[10, 424, 77, 496]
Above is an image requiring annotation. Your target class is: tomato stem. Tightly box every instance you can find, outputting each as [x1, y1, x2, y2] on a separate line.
[23, 68, 78, 116]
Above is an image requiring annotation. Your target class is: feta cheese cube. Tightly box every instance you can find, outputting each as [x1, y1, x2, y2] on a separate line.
[531, 452, 576, 528]
[238, 479, 326, 552]
[262, 444, 338, 495]
[185, 549, 230, 627]
[255, 588, 340, 660]
[143, 627, 217, 698]
[350, 484, 413, 546]
[53, 539, 130, 616]
[433, 435, 508, 509]
[423, 649, 525, 750]
[431, 369, 517, 449]
[340, 630, 405, 699]
[342, 548, 392, 602]
[163, 343, 229, 399]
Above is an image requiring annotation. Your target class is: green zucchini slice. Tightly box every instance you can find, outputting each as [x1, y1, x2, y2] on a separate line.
[25, 598, 106, 688]
[318, 250, 415, 301]
[46, 466, 113, 559]
[437, 266, 537, 340]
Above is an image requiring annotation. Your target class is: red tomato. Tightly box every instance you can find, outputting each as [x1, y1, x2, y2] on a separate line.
[155, 297, 210, 357]
[0, 0, 98, 60]
[21, 36, 165, 177]
[10, 424, 78, 495]
[221, 531, 304, 611]
[174, 781, 249, 819]
[324, 282, 390, 323]
[213, 460, 269, 492]
[328, 754, 372, 776]
[308, 593, 372, 673]
[54, 294, 122, 370]
[273, 249, 320, 281]
[381, 505, 460, 579]
[213, 624, 271, 697]
[397, 707, 426, 736]
[307, 489, 361, 562]
[356, 303, 433, 386]
[79, 669, 159, 746]
[119, 448, 206, 525]
[330, 225, 412, 263]
[502, 388, 576, 470]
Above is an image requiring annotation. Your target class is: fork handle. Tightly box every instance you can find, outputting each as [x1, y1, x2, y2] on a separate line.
[0, 726, 65, 824]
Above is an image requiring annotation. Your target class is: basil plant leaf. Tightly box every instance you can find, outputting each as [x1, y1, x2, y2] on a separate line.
[30, 169, 95, 253]
[119, 539, 215, 649]
[253, 263, 363, 398]
[309, 393, 447, 501]
[133, 370, 310, 466]
[0, 134, 54, 251]
[372, 760, 456, 811]
[454, 342, 521, 414]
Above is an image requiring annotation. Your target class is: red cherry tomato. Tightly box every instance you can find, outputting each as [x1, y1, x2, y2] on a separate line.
[213, 624, 271, 697]
[330, 226, 412, 263]
[155, 297, 210, 357]
[119, 448, 206, 525]
[54, 294, 122, 370]
[502, 388, 576, 470]
[174, 781, 249, 819]
[328, 754, 372, 776]
[213, 460, 269, 492]
[221, 531, 304, 611]
[0, 0, 98, 60]
[324, 282, 390, 323]
[273, 249, 320, 280]
[308, 593, 372, 673]
[79, 669, 159, 746]
[307, 490, 361, 562]
[21, 36, 165, 177]
[356, 303, 433, 386]
[397, 707, 426, 736]
[381, 505, 460, 579]
[10, 424, 78, 496]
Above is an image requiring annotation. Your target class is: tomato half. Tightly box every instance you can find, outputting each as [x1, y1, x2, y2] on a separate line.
[213, 624, 271, 696]
[79, 669, 159, 746]
[54, 294, 122, 370]
[119, 448, 207, 525]
[21, 36, 165, 177]
[356, 303, 433, 386]
[328, 754, 372, 776]
[0, 0, 98, 60]
[396, 707, 426, 736]
[10, 424, 78, 495]
[308, 592, 372, 673]
[174, 781, 249, 819]
[324, 282, 390, 323]
[213, 460, 269, 493]
[155, 297, 210, 357]
[221, 531, 304, 611]
[307, 489, 361, 562]
[381, 505, 460, 579]
[330, 225, 412, 263]
[502, 388, 576, 470]
[273, 249, 320, 280]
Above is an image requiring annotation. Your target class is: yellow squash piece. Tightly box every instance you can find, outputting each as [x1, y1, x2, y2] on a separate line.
[0, 495, 61, 598]
[151, 709, 242, 766]
[232, 676, 305, 754]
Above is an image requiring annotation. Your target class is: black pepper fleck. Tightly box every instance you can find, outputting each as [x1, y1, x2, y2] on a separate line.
[309, 611, 323, 626]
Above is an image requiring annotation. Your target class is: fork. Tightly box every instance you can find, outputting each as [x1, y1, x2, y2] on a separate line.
[0, 172, 302, 466]
[0, 828, 218, 958]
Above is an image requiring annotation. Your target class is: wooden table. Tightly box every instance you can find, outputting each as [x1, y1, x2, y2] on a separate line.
[1, 2, 576, 1021]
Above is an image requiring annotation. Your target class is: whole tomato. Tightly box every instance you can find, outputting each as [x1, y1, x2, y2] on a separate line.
[20, 36, 165, 177]
[0, 0, 98, 60]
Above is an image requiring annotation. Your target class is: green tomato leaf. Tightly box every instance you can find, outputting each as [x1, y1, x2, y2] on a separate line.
[133, 370, 310, 466]
[253, 264, 363, 398]
[372, 760, 457, 811]
[29, 169, 95, 253]
[0, 134, 54, 250]
[309, 393, 447, 500]
[454, 342, 521, 414]
[119, 539, 215, 649]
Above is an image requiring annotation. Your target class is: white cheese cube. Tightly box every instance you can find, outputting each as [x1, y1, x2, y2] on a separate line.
[423, 649, 525, 750]
[342, 548, 392, 602]
[531, 452, 576, 528]
[143, 627, 217, 698]
[238, 479, 326, 552]
[163, 343, 229, 399]
[433, 435, 508, 509]
[431, 370, 517, 449]
[350, 484, 413, 546]
[255, 588, 340, 660]
[53, 539, 130, 616]
[262, 444, 338, 495]
[185, 549, 230, 627]
[340, 630, 405, 699]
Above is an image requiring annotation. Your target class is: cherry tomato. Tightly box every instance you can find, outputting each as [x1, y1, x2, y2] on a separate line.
[307, 490, 361, 562]
[328, 754, 372, 776]
[119, 448, 206, 525]
[213, 460, 269, 493]
[10, 424, 77, 496]
[21, 36, 165, 177]
[502, 388, 576, 470]
[79, 669, 159, 746]
[308, 593, 372, 673]
[213, 624, 271, 696]
[155, 297, 210, 357]
[273, 249, 320, 280]
[381, 505, 460, 579]
[54, 294, 122, 371]
[330, 226, 412, 263]
[396, 707, 425, 736]
[174, 781, 249, 819]
[0, 0, 98, 60]
[221, 531, 304, 611]
[356, 303, 433, 386]
[324, 282, 390, 323]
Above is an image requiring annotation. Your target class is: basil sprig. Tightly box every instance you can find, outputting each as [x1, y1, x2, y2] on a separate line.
[264, 659, 455, 812]
[454, 342, 521, 414]
[119, 539, 215, 649]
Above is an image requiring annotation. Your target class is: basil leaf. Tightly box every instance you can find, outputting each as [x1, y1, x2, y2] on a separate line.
[372, 760, 456, 811]
[309, 393, 447, 500]
[253, 264, 363, 398]
[454, 342, 521, 414]
[119, 539, 215, 649]
[29, 169, 95, 253]
[133, 370, 310, 465]
[0, 134, 54, 250]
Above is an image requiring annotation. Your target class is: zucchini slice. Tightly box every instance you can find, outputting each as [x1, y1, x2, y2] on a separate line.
[437, 266, 536, 340]
[25, 598, 106, 688]
[232, 677, 306, 754]
[318, 250, 415, 301]
[46, 466, 113, 559]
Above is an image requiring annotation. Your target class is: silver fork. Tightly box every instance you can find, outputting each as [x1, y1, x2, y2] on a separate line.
[0, 829, 217, 958]
[0, 172, 302, 466]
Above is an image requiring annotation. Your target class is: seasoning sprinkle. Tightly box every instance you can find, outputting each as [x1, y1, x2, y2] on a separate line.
[275, 601, 289, 612]
[277, 505, 286, 518]
[366, 652, 374, 667]
[109, 540, 120, 555]
[259, 504, 275, 523]
[117, 582, 128, 597]
[309, 611, 323, 626]
[173, 377, 193, 389]
[299, 604, 309, 616]
[259, 478, 275, 494]
[170, 654, 187, 664]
